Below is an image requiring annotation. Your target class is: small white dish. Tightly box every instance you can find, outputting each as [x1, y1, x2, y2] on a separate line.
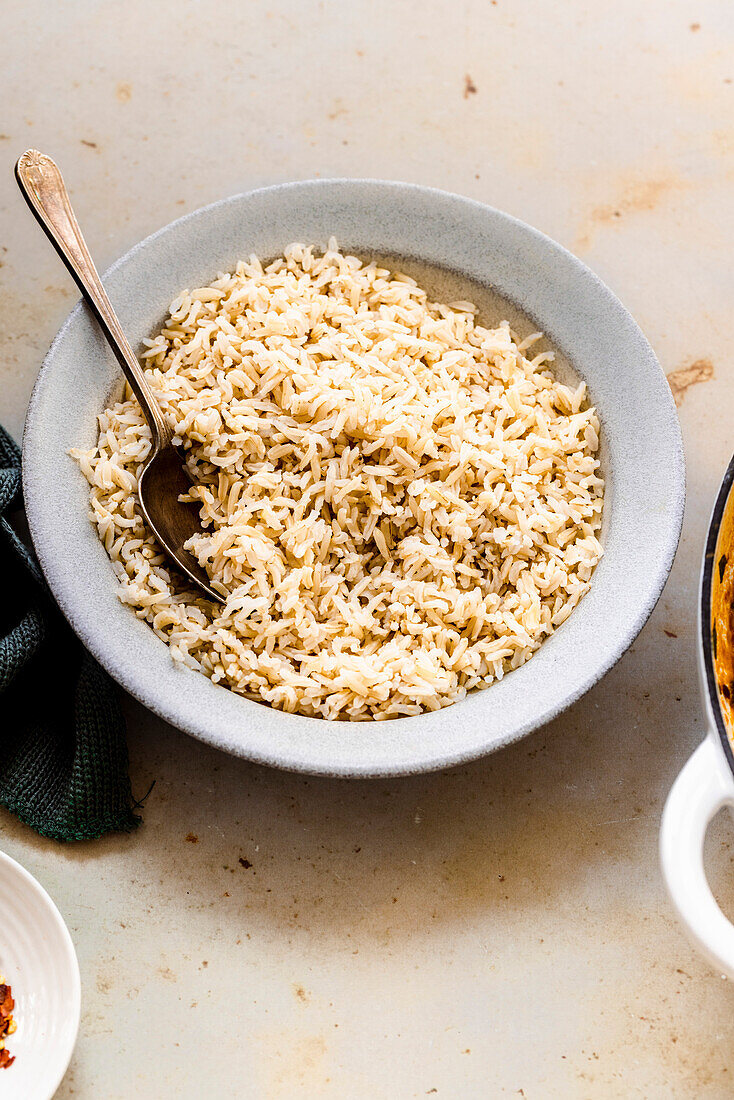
[0, 851, 80, 1100]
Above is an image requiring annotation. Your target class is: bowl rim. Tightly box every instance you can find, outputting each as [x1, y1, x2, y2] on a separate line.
[22, 177, 686, 776]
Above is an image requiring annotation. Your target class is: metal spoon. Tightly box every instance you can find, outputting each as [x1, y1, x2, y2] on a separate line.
[15, 149, 223, 604]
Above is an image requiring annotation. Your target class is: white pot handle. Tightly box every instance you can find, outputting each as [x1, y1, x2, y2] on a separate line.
[660, 733, 734, 977]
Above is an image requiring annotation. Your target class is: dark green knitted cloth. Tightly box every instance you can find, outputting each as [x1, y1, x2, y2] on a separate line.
[0, 424, 140, 841]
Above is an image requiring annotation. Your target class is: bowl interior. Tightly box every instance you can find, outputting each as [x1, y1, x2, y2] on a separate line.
[22, 180, 684, 775]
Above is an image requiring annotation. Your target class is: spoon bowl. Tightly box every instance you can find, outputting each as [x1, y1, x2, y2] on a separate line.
[137, 446, 221, 601]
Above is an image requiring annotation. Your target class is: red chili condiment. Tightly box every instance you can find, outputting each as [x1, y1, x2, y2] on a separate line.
[0, 981, 16, 1068]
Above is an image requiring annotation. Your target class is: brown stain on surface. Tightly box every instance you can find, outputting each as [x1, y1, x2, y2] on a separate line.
[576, 175, 682, 250]
[327, 98, 348, 121]
[711, 129, 734, 161]
[293, 984, 310, 1004]
[667, 53, 732, 104]
[96, 973, 113, 994]
[116, 81, 132, 102]
[667, 358, 714, 406]
[463, 74, 477, 98]
[262, 1033, 328, 1093]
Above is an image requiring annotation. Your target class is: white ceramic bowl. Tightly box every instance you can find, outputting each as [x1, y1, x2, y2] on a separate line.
[22, 180, 685, 775]
[0, 851, 80, 1100]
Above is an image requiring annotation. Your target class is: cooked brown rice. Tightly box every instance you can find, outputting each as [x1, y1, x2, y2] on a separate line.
[72, 241, 604, 720]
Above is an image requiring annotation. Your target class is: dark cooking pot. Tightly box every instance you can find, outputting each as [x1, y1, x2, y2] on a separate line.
[662, 456, 734, 974]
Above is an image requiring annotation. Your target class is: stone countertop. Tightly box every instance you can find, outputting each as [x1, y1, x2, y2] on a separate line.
[1, 2, 733, 1096]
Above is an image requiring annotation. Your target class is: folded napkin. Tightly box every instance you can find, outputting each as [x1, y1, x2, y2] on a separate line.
[0, 424, 140, 841]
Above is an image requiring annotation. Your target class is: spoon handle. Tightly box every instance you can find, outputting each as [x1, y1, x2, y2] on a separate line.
[15, 149, 171, 448]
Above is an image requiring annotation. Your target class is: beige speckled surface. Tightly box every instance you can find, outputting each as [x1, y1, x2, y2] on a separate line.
[1, 2, 734, 1096]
